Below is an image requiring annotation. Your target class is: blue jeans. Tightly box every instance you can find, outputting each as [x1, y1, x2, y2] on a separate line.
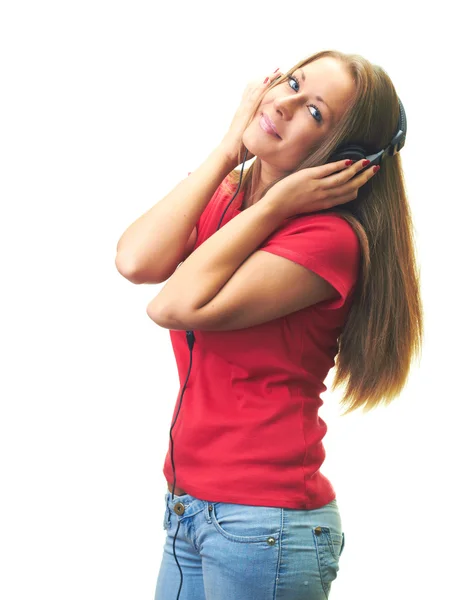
[154, 490, 345, 600]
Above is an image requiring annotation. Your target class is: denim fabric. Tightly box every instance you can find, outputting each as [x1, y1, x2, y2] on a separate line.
[154, 490, 345, 600]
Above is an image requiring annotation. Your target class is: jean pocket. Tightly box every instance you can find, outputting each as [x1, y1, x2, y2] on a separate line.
[312, 525, 344, 598]
[210, 502, 281, 544]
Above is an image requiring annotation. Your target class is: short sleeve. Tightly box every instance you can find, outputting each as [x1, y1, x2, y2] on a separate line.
[259, 213, 361, 310]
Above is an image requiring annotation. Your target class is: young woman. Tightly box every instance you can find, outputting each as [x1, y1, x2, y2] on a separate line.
[116, 49, 423, 600]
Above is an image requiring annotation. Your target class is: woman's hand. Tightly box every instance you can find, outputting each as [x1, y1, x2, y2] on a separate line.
[265, 159, 380, 219]
[219, 69, 283, 169]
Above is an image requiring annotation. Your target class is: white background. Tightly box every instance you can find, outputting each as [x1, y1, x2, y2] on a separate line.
[1, 1, 474, 599]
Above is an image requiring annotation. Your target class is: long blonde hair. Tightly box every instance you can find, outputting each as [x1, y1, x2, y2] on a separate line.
[224, 49, 423, 416]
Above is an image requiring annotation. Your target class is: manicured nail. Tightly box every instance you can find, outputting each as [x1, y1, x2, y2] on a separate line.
[362, 160, 370, 167]
[373, 165, 380, 173]
[263, 77, 269, 84]
[273, 68, 280, 73]
[345, 160, 354, 166]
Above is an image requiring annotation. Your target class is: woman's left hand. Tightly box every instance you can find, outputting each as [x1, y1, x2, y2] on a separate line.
[264, 158, 379, 219]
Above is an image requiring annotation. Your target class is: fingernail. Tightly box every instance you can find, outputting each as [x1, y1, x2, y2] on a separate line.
[263, 77, 269, 84]
[373, 165, 380, 173]
[345, 160, 354, 166]
[362, 160, 370, 167]
[273, 68, 279, 73]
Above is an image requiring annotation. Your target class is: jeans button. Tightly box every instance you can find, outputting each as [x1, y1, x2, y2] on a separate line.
[173, 502, 185, 515]
[267, 537, 276, 545]
[314, 526, 322, 535]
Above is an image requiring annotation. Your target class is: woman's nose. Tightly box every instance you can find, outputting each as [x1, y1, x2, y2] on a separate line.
[273, 93, 301, 117]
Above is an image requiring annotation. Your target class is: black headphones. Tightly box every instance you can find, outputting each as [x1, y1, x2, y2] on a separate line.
[167, 95, 407, 600]
[328, 96, 407, 167]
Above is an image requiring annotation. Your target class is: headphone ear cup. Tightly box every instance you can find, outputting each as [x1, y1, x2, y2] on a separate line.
[328, 144, 367, 163]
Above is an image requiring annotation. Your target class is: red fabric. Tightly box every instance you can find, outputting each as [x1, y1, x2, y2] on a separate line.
[162, 174, 361, 509]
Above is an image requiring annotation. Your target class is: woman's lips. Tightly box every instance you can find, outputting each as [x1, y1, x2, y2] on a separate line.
[259, 113, 281, 139]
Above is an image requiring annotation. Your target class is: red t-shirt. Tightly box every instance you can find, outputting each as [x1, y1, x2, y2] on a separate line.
[162, 174, 361, 509]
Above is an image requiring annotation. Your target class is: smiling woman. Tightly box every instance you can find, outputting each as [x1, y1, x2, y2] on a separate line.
[116, 47, 423, 600]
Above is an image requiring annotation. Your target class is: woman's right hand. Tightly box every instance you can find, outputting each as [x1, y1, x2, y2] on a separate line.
[219, 69, 283, 169]
[264, 158, 379, 220]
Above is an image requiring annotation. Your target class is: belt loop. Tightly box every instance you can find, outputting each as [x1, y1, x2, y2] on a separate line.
[205, 502, 213, 523]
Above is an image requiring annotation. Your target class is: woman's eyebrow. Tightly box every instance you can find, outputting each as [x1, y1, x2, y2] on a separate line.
[299, 68, 334, 120]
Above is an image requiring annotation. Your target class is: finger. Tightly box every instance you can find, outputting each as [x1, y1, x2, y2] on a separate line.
[319, 158, 374, 189]
[253, 70, 282, 109]
[350, 160, 379, 187]
[324, 161, 379, 200]
[314, 159, 359, 183]
[263, 68, 283, 85]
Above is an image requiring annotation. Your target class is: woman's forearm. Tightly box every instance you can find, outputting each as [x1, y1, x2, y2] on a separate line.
[115, 146, 236, 282]
[147, 195, 284, 320]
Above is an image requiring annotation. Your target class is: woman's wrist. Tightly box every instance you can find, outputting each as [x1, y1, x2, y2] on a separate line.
[215, 137, 244, 171]
[261, 187, 293, 221]
[206, 144, 237, 173]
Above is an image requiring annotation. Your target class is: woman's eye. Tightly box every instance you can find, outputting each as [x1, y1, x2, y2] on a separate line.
[288, 75, 323, 123]
[288, 75, 298, 91]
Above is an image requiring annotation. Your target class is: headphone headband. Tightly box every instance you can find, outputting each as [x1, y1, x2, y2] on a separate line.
[386, 97, 406, 156]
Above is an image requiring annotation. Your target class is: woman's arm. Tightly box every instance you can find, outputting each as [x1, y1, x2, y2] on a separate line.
[146, 196, 285, 323]
[115, 145, 235, 284]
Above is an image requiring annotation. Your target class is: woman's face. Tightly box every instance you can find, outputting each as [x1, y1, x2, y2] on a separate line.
[243, 56, 356, 176]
